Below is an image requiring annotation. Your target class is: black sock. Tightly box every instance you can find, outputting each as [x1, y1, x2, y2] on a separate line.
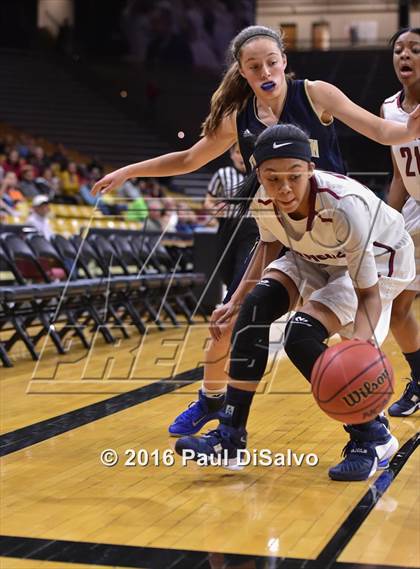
[221, 385, 255, 429]
[351, 420, 377, 430]
[403, 349, 420, 383]
[204, 392, 225, 412]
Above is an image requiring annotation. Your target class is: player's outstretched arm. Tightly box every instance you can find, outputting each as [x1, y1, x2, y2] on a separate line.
[308, 80, 420, 145]
[91, 115, 237, 195]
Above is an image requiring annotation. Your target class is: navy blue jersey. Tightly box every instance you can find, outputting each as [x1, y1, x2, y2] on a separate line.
[236, 79, 345, 175]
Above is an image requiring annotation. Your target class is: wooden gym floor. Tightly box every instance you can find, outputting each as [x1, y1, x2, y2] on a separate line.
[0, 302, 419, 569]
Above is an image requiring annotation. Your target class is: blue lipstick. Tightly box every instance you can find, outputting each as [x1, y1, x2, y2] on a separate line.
[261, 81, 276, 91]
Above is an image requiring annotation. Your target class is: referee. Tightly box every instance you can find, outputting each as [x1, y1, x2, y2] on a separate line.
[204, 143, 259, 290]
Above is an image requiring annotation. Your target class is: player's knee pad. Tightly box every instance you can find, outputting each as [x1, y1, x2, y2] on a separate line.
[229, 278, 290, 381]
[284, 312, 329, 382]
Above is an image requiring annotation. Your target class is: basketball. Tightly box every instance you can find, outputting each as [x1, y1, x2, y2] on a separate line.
[311, 340, 395, 424]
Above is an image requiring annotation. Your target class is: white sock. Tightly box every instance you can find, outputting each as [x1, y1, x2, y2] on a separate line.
[202, 384, 227, 398]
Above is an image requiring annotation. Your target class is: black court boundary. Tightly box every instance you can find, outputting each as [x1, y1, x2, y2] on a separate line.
[0, 366, 418, 568]
[0, 534, 416, 569]
[0, 367, 203, 456]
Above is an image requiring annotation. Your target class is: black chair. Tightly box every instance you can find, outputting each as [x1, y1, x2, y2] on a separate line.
[53, 234, 129, 341]
[0, 237, 68, 361]
[72, 233, 145, 335]
[88, 233, 168, 333]
[142, 235, 208, 324]
[110, 233, 180, 327]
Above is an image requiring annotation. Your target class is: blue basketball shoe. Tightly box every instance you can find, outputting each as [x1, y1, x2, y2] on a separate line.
[388, 378, 420, 417]
[175, 424, 247, 470]
[168, 390, 224, 437]
[329, 420, 398, 481]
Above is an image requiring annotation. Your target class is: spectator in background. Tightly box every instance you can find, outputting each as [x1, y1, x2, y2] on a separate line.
[0, 176, 18, 217]
[60, 161, 81, 203]
[26, 195, 53, 240]
[30, 146, 50, 176]
[175, 201, 199, 233]
[118, 178, 142, 200]
[19, 165, 41, 199]
[161, 196, 178, 231]
[86, 154, 104, 173]
[50, 143, 69, 169]
[35, 167, 60, 197]
[144, 178, 165, 198]
[126, 194, 149, 221]
[15, 134, 32, 159]
[80, 167, 112, 215]
[2, 149, 24, 177]
[1, 172, 25, 206]
[143, 198, 164, 232]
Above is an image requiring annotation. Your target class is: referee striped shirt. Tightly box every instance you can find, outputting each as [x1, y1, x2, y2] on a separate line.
[207, 166, 245, 218]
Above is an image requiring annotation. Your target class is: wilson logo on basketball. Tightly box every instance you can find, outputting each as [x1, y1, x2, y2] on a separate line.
[342, 369, 390, 407]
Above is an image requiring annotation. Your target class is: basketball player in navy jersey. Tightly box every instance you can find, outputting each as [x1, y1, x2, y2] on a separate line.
[175, 124, 415, 481]
[382, 28, 420, 416]
[92, 25, 420, 436]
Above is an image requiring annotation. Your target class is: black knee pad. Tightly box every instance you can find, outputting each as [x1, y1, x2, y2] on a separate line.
[229, 278, 290, 381]
[284, 312, 329, 382]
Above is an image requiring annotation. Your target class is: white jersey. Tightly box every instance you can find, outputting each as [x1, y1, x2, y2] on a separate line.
[251, 170, 408, 290]
[382, 91, 420, 201]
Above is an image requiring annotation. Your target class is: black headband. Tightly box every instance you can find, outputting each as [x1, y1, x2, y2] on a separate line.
[234, 31, 279, 59]
[250, 138, 312, 169]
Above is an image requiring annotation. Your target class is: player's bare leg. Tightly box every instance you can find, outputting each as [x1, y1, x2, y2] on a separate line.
[168, 321, 233, 436]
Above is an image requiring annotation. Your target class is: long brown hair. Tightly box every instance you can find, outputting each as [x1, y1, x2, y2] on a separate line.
[201, 26, 286, 137]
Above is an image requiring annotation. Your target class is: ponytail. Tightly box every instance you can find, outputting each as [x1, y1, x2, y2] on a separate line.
[201, 62, 252, 137]
[223, 171, 260, 218]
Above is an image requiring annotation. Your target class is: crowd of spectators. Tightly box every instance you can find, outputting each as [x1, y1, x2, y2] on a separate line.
[0, 133, 102, 208]
[0, 132, 214, 239]
[121, 0, 254, 70]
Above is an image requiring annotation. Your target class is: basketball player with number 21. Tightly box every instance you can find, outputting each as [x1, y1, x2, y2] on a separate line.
[382, 27, 420, 417]
[175, 123, 416, 481]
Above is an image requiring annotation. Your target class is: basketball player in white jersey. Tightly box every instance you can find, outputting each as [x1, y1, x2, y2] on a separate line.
[175, 124, 415, 481]
[382, 27, 420, 416]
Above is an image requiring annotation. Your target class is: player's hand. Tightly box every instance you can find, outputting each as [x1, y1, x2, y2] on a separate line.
[210, 301, 241, 341]
[407, 104, 420, 139]
[91, 168, 127, 196]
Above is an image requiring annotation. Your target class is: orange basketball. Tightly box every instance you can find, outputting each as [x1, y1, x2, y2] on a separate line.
[311, 340, 394, 424]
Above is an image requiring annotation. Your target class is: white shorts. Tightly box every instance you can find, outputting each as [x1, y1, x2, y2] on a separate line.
[402, 197, 420, 292]
[265, 233, 415, 345]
